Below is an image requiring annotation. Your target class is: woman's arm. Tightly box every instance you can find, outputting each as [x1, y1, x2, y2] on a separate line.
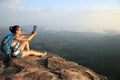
[15, 32, 36, 42]
[21, 31, 35, 37]
[22, 33, 31, 36]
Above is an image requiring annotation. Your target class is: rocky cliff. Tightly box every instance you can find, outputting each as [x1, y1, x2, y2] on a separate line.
[0, 52, 108, 80]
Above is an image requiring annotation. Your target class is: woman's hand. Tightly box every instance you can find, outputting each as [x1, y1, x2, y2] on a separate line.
[31, 31, 37, 36]
[33, 32, 37, 36]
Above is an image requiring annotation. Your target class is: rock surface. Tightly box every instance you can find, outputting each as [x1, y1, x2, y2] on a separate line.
[0, 53, 108, 80]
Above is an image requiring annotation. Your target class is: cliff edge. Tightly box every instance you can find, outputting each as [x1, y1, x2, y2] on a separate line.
[0, 52, 108, 80]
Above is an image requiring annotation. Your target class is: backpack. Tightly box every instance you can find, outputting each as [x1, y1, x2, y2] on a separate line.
[1, 34, 14, 55]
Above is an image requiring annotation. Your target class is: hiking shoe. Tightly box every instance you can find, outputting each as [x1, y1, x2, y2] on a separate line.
[42, 51, 47, 57]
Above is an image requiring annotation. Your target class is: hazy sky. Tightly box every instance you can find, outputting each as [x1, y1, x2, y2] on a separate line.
[0, 0, 120, 32]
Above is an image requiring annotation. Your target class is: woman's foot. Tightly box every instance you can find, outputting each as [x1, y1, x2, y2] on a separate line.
[41, 51, 47, 57]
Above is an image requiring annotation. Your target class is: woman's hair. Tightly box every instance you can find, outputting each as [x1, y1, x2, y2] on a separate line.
[9, 25, 21, 34]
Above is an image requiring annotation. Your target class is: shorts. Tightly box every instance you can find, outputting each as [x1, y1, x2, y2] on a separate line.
[11, 48, 23, 58]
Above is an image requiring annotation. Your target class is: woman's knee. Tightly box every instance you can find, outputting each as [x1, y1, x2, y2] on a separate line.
[19, 41, 29, 50]
[22, 41, 29, 45]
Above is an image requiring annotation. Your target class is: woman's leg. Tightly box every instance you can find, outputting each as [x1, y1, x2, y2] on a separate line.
[21, 50, 47, 58]
[18, 41, 47, 58]
[19, 41, 30, 51]
[24, 41, 30, 51]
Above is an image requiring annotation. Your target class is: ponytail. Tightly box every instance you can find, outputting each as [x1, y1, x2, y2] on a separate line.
[9, 26, 13, 33]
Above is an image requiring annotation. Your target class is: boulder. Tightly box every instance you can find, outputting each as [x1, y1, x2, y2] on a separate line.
[0, 53, 108, 80]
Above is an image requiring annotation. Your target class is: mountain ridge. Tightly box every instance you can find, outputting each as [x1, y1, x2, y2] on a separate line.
[0, 52, 108, 80]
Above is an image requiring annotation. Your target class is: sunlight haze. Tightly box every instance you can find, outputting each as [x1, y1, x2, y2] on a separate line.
[0, 0, 120, 32]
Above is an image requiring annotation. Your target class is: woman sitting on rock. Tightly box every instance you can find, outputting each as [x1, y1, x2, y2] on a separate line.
[9, 25, 47, 58]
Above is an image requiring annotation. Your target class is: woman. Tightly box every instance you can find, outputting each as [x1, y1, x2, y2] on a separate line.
[9, 25, 47, 58]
